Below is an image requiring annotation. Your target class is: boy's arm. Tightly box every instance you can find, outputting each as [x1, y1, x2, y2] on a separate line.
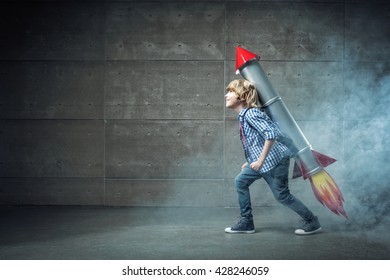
[250, 139, 275, 171]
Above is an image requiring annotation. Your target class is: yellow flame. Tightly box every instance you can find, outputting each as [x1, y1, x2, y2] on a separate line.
[309, 169, 348, 219]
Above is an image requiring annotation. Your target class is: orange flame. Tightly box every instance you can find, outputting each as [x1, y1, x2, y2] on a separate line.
[309, 169, 348, 219]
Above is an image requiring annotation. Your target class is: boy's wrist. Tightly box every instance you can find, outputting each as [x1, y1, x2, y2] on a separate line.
[256, 158, 265, 164]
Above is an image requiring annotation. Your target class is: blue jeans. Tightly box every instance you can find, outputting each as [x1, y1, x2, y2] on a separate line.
[234, 157, 314, 221]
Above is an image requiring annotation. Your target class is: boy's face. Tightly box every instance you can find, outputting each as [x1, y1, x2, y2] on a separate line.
[225, 90, 242, 109]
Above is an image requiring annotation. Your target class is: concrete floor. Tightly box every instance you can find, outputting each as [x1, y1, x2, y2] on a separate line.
[0, 206, 389, 260]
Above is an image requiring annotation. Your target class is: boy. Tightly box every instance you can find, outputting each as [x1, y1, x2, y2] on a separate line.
[225, 79, 321, 235]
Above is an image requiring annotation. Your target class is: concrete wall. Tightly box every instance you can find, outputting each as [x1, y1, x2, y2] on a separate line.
[0, 0, 389, 220]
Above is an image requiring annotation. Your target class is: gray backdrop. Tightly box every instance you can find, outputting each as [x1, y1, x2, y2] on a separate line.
[0, 0, 389, 237]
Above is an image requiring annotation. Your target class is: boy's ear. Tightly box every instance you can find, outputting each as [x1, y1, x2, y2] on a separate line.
[237, 92, 246, 101]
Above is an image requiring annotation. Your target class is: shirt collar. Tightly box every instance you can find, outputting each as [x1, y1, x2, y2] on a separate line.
[237, 107, 249, 121]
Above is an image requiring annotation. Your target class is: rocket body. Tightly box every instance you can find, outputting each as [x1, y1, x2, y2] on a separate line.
[238, 59, 325, 179]
[235, 46, 347, 218]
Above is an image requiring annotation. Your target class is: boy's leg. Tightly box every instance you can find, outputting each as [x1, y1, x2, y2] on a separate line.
[234, 165, 262, 219]
[225, 166, 262, 234]
[263, 157, 321, 235]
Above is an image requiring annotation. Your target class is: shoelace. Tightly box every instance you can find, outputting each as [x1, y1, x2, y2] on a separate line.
[233, 217, 250, 229]
[300, 219, 316, 231]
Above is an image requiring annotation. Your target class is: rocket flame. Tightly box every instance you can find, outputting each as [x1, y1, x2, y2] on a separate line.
[309, 170, 348, 219]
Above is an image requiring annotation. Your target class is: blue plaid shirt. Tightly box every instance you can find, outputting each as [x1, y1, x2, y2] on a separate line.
[238, 107, 291, 173]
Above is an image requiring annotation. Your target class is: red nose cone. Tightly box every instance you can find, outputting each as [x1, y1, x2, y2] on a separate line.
[235, 46, 260, 71]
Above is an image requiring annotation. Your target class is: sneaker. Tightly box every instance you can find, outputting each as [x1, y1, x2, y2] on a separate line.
[225, 217, 255, 234]
[295, 216, 322, 235]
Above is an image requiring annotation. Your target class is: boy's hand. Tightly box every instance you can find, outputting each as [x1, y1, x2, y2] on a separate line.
[241, 162, 248, 170]
[250, 160, 263, 171]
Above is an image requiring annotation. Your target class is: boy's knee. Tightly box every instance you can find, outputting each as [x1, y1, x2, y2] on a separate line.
[235, 175, 248, 190]
[234, 175, 243, 187]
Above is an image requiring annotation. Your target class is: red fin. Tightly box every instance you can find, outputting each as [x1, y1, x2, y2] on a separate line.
[292, 162, 302, 179]
[312, 150, 337, 167]
[300, 161, 309, 180]
[292, 161, 309, 180]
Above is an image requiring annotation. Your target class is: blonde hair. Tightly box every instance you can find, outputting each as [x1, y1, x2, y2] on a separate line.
[226, 79, 259, 108]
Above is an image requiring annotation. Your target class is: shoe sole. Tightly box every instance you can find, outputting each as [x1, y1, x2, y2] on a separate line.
[225, 227, 255, 234]
[294, 227, 322, 235]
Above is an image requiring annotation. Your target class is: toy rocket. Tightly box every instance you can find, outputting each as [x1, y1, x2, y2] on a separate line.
[235, 46, 348, 219]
